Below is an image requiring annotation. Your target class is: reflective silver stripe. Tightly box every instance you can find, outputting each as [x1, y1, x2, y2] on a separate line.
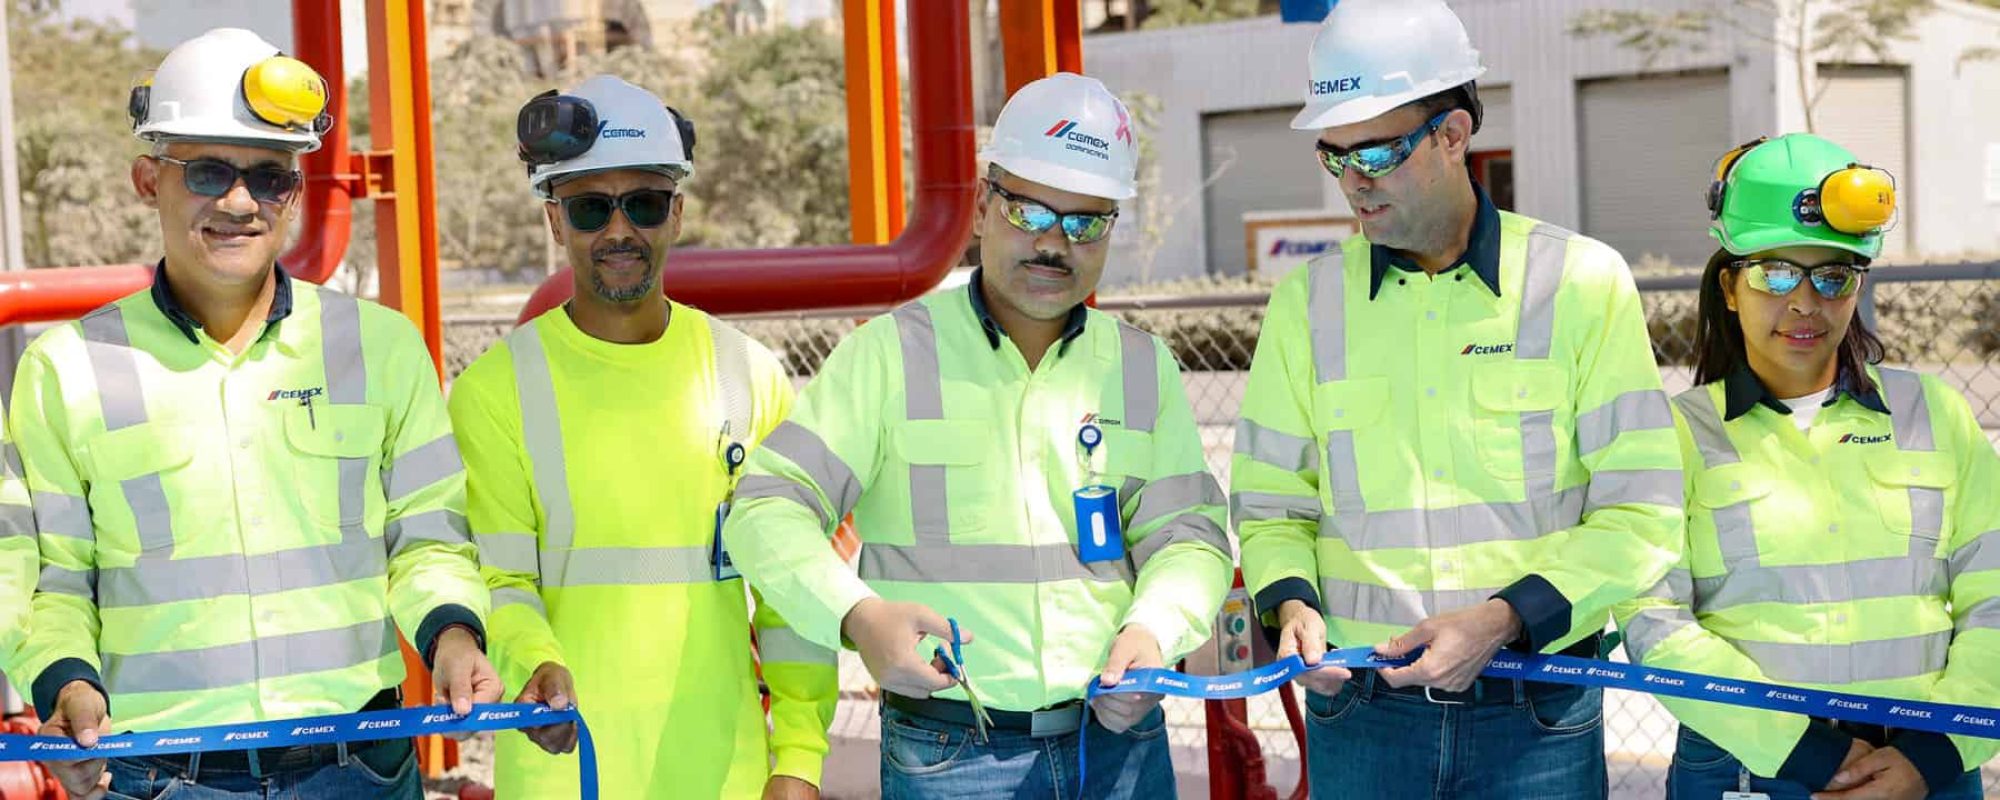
[336, 456, 369, 543]
[1673, 388, 1738, 467]
[1319, 486, 1587, 551]
[384, 509, 470, 558]
[1318, 577, 1506, 628]
[1520, 408, 1559, 501]
[103, 618, 396, 695]
[1306, 257, 1346, 383]
[385, 434, 463, 503]
[706, 315, 756, 445]
[757, 625, 836, 665]
[1732, 630, 1949, 685]
[734, 475, 835, 531]
[760, 422, 862, 525]
[316, 289, 368, 405]
[32, 491, 93, 540]
[1950, 530, 2000, 579]
[1583, 469, 1684, 515]
[97, 537, 389, 608]
[1131, 513, 1230, 568]
[1576, 389, 1674, 457]
[1622, 569, 1696, 664]
[1878, 368, 1933, 451]
[1127, 472, 1225, 533]
[1513, 225, 1571, 360]
[1235, 419, 1317, 473]
[541, 546, 719, 587]
[858, 542, 1133, 584]
[1117, 322, 1159, 433]
[1, 442, 22, 480]
[475, 533, 541, 575]
[507, 324, 576, 551]
[0, 503, 36, 539]
[80, 306, 147, 430]
[1231, 492, 1321, 524]
[122, 474, 175, 553]
[491, 586, 547, 617]
[892, 304, 950, 545]
[37, 563, 95, 598]
[1693, 555, 1946, 614]
[1957, 597, 2000, 634]
[1323, 430, 1363, 507]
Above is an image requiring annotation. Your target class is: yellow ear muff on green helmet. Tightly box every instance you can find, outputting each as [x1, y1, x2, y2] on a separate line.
[1815, 164, 1896, 235]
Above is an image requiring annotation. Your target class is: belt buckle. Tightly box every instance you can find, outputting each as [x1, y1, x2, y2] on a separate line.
[1423, 686, 1468, 705]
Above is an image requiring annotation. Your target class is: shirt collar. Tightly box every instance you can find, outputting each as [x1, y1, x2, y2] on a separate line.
[1368, 178, 1502, 301]
[1721, 363, 1891, 421]
[151, 259, 294, 345]
[966, 268, 1089, 355]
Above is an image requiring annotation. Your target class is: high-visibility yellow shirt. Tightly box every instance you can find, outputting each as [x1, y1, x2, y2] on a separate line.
[10, 265, 487, 731]
[724, 277, 1234, 712]
[0, 402, 36, 669]
[450, 302, 836, 799]
[1614, 366, 2000, 790]
[1233, 207, 1685, 653]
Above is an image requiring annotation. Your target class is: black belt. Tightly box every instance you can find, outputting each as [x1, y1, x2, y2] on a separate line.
[1371, 633, 1604, 705]
[1819, 718, 1894, 747]
[126, 689, 405, 778]
[884, 693, 1084, 738]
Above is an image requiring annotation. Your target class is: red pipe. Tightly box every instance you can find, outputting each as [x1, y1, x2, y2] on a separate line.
[0, 3, 355, 329]
[517, 0, 976, 322]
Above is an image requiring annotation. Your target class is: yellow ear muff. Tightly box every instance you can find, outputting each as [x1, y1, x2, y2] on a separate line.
[1818, 164, 1896, 235]
[1706, 136, 1767, 219]
[241, 55, 328, 130]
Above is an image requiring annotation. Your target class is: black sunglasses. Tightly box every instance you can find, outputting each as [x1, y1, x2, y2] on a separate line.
[153, 156, 302, 204]
[559, 189, 676, 232]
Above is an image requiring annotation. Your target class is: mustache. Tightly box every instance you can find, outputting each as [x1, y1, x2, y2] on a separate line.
[592, 240, 650, 262]
[1022, 253, 1070, 272]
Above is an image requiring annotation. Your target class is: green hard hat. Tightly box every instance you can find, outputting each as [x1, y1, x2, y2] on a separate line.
[1706, 133, 1889, 260]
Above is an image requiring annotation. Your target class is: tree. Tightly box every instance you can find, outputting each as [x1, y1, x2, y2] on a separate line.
[1121, 91, 1234, 284]
[8, 0, 164, 267]
[1568, 1, 1981, 133]
[1138, 0, 1273, 29]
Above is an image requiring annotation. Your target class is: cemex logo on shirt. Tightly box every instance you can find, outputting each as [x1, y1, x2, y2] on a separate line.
[1045, 120, 1112, 161]
[268, 387, 325, 402]
[1461, 342, 1515, 356]
[1840, 432, 1892, 444]
[1080, 412, 1123, 427]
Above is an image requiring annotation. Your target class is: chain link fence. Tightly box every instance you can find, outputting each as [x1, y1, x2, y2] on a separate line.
[439, 261, 2000, 796]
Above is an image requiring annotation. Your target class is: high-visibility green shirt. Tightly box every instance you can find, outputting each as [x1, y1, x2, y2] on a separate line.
[1234, 207, 1685, 654]
[725, 278, 1234, 712]
[450, 303, 836, 799]
[0, 402, 36, 669]
[10, 265, 487, 731]
[1614, 366, 2000, 791]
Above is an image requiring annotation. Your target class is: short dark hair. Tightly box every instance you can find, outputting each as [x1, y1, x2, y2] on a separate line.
[1403, 81, 1482, 134]
[1691, 247, 1884, 392]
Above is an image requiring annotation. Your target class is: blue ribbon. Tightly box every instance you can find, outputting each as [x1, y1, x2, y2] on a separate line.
[0, 702, 598, 798]
[1078, 647, 2000, 790]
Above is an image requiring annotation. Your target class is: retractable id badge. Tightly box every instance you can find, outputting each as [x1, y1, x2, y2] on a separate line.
[1721, 767, 1769, 800]
[712, 441, 747, 581]
[1073, 423, 1124, 563]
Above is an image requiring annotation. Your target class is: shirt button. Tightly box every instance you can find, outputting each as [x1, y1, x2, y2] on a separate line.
[1333, 409, 1345, 419]
[250, 516, 264, 527]
[1833, 613, 1848, 624]
[1828, 524, 1839, 534]
[1729, 480, 1742, 491]
[1426, 311, 1438, 321]
[1438, 561, 1455, 572]
[237, 437, 252, 450]
[1432, 469, 1445, 480]
[1810, 456, 1821, 465]
[1426, 387, 1438, 398]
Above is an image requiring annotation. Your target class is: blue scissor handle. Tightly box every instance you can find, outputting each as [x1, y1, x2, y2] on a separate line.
[948, 618, 965, 667]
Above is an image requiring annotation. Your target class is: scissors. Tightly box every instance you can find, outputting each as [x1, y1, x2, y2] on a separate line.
[931, 618, 993, 741]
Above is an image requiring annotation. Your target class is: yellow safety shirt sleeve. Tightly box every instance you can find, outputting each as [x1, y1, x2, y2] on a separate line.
[1496, 240, 1683, 650]
[448, 354, 565, 695]
[0, 399, 34, 671]
[1610, 409, 1839, 784]
[1120, 340, 1233, 661]
[724, 320, 893, 653]
[376, 314, 489, 659]
[741, 350, 838, 788]
[10, 347, 108, 709]
[1233, 270, 1326, 631]
[1904, 377, 2000, 787]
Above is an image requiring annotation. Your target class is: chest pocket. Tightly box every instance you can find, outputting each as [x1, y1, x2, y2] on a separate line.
[1693, 462, 1774, 564]
[1312, 378, 1387, 507]
[85, 422, 195, 553]
[890, 420, 993, 536]
[1471, 361, 1567, 480]
[1864, 451, 1956, 553]
[284, 404, 387, 529]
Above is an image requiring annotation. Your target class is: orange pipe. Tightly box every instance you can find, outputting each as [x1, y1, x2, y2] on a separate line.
[998, 0, 1083, 95]
[0, 266, 153, 327]
[284, 0, 356, 284]
[517, 0, 976, 321]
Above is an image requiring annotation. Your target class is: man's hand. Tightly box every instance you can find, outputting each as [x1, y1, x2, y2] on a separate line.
[514, 661, 578, 755]
[39, 680, 112, 800]
[1274, 600, 1350, 696]
[1374, 599, 1522, 692]
[432, 626, 503, 740]
[761, 775, 820, 800]
[1818, 739, 1877, 792]
[841, 598, 966, 699]
[1812, 746, 1929, 800]
[1091, 624, 1166, 733]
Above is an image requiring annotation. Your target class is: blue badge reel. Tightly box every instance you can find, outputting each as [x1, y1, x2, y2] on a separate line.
[1073, 424, 1123, 563]
[712, 441, 747, 581]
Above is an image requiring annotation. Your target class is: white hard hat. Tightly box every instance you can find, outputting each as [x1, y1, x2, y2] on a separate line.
[524, 74, 693, 200]
[979, 72, 1138, 200]
[1290, 0, 1485, 131]
[131, 28, 330, 153]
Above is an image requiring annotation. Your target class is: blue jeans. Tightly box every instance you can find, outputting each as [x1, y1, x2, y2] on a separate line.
[1303, 672, 1607, 799]
[878, 703, 1175, 799]
[1667, 726, 1984, 800]
[103, 739, 420, 800]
